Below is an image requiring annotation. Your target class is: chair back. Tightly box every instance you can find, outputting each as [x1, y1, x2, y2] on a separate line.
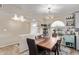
[27, 38, 38, 55]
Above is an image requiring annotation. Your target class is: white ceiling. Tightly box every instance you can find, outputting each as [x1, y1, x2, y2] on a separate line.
[1, 4, 79, 18]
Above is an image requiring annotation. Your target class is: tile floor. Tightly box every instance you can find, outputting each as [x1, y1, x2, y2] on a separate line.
[0, 45, 79, 55]
[21, 45, 79, 55]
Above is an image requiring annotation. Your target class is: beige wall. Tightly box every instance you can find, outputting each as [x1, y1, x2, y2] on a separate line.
[0, 16, 31, 35]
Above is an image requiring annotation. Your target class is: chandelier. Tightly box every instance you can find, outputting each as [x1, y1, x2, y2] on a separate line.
[46, 7, 54, 20]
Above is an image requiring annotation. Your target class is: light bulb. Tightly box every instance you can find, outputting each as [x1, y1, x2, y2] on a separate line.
[12, 14, 19, 21]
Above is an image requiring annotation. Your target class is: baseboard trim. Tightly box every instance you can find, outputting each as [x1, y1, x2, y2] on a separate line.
[19, 49, 29, 54]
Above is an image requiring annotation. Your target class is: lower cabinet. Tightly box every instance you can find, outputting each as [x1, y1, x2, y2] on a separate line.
[63, 35, 76, 48]
[76, 36, 79, 50]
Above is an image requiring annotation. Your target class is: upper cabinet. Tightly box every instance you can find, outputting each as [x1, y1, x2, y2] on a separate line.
[75, 12, 79, 28]
[66, 14, 75, 27]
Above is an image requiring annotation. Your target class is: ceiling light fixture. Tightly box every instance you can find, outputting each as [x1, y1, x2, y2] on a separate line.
[12, 14, 26, 22]
[46, 6, 54, 20]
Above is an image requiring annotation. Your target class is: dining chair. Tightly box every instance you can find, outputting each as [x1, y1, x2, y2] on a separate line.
[58, 39, 62, 51]
[51, 42, 59, 55]
[26, 38, 46, 55]
[55, 41, 59, 55]
[51, 45, 57, 55]
[53, 37, 62, 55]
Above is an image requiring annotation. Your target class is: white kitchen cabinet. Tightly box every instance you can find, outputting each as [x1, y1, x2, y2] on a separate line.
[76, 36, 79, 50]
[75, 12, 79, 28]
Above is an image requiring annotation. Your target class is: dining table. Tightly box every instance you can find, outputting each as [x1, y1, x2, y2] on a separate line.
[35, 36, 60, 51]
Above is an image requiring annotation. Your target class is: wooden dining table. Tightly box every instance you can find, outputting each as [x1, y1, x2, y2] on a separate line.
[35, 36, 60, 50]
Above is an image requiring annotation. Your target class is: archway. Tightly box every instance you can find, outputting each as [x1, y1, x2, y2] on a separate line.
[51, 21, 65, 28]
[50, 20, 65, 36]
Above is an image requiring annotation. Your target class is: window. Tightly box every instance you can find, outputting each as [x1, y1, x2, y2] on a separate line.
[51, 21, 65, 28]
[31, 22, 38, 35]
